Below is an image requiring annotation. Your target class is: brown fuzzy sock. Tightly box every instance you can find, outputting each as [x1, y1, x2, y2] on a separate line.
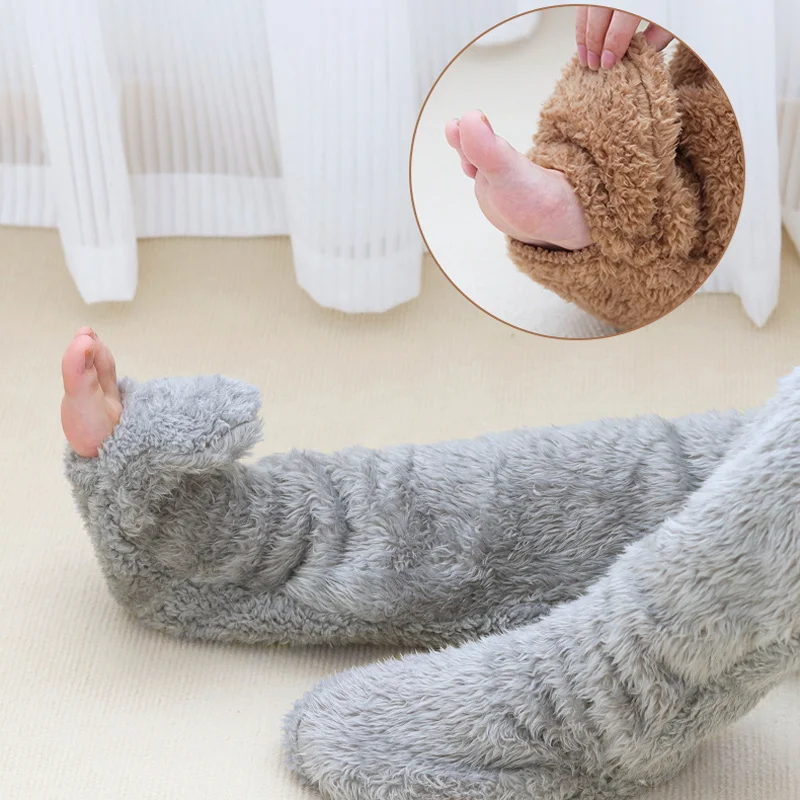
[507, 35, 744, 332]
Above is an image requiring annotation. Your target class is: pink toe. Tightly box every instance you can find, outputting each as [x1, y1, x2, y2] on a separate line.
[457, 110, 518, 176]
[62, 334, 96, 395]
[477, 110, 493, 133]
[446, 117, 478, 178]
[444, 118, 462, 151]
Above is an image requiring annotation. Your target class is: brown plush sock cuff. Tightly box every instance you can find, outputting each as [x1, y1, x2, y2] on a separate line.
[508, 35, 743, 331]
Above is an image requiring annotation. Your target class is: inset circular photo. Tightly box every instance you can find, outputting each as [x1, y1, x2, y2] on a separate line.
[410, 5, 745, 338]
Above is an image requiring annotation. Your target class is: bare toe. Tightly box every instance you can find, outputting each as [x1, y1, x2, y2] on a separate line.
[457, 110, 520, 176]
[61, 333, 99, 399]
[93, 338, 121, 405]
[445, 118, 477, 178]
[61, 330, 122, 458]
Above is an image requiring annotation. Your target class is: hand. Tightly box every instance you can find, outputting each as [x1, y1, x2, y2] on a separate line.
[575, 7, 673, 70]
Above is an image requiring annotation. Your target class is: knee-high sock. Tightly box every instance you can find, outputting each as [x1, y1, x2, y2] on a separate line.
[284, 368, 800, 800]
[66, 374, 746, 646]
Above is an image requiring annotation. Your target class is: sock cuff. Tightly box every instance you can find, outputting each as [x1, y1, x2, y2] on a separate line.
[64, 375, 264, 491]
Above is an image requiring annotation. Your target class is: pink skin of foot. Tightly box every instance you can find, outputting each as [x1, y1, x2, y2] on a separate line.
[61, 327, 123, 458]
[444, 110, 593, 251]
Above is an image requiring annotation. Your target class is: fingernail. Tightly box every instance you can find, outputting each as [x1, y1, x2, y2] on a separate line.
[577, 45, 588, 67]
[478, 110, 493, 132]
[85, 345, 95, 370]
[601, 49, 617, 69]
[587, 50, 600, 70]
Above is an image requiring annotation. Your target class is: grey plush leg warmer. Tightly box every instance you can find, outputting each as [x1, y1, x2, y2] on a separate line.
[284, 369, 800, 800]
[66, 375, 746, 648]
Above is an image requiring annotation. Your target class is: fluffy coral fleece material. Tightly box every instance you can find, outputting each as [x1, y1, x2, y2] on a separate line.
[284, 367, 800, 800]
[64, 369, 799, 799]
[507, 35, 744, 332]
[65, 374, 746, 650]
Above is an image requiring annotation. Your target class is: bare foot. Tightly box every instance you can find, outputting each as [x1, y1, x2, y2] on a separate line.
[61, 327, 123, 458]
[445, 110, 593, 250]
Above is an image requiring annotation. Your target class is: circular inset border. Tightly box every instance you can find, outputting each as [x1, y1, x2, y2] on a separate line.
[409, 4, 746, 341]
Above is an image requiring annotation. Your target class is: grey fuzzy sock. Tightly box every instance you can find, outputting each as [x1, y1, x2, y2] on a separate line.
[66, 374, 745, 648]
[284, 368, 800, 800]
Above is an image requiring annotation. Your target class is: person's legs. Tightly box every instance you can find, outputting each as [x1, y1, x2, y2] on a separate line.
[64, 331, 747, 647]
[284, 368, 800, 800]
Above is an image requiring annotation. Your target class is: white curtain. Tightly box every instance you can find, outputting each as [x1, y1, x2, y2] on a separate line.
[0, 0, 520, 308]
[777, 0, 800, 251]
[0, 0, 795, 323]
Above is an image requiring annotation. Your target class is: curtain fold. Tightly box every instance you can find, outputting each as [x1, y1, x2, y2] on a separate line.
[26, 0, 138, 302]
[776, 0, 800, 253]
[263, 0, 422, 312]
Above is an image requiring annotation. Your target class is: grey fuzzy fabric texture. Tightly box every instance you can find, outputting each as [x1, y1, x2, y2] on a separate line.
[64, 371, 799, 799]
[66, 374, 746, 649]
[284, 369, 800, 800]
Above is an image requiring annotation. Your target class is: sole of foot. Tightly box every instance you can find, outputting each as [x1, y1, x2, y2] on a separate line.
[445, 109, 593, 251]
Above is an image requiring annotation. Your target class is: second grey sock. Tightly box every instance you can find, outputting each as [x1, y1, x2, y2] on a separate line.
[284, 368, 800, 800]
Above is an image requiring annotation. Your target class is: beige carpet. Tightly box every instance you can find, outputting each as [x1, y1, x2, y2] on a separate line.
[1, 226, 799, 799]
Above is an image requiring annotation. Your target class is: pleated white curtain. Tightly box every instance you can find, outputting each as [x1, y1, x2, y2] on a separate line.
[0, 0, 795, 323]
[776, 0, 800, 252]
[0, 0, 522, 309]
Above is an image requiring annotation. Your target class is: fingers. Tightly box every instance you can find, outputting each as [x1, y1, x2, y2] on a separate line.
[575, 6, 588, 66]
[578, 6, 669, 70]
[642, 22, 674, 51]
[600, 10, 641, 69]
[584, 6, 614, 70]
